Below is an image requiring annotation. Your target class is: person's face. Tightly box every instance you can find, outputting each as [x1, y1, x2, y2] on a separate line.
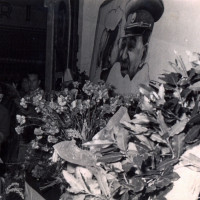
[118, 35, 146, 80]
[28, 74, 41, 92]
[21, 78, 30, 92]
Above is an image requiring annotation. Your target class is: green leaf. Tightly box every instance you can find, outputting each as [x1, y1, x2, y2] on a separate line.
[156, 84, 166, 105]
[169, 114, 188, 137]
[87, 179, 101, 196]
[121, 121, 148, 134]
[99, 145, 119, 154]
[165, 172, 180, 181]
[130, 113, 150, 124]
[146, 184, 157, 193]
[62, 170, 85, 194]
[158, 134, 185, 171]
[93, 106, 129, 141]
[121, 190, 129, 200]
[171, 132, 185, 158]
[157, 158, 179, 171]
[139, 96, 154, 111]
[159, 72, 180, 86]
[133, 155, 143, 169]
[187, 114, 200, 126]
[123, 178, 145, 193]
[157, 111, 168, 136]
[178, 78, 189, 86]
[189, 81, 200, 91]
[110, 162, 124, 172]
[191, 98, 200, 117]
[73, 194, 86, 200]
[106, 106, 128, 129]
[59, 192, 74, 200]
[53, 140, 96, 166]
[150, 133, 167, 144]
[158, 84, 165, 100]
[162, 165, 173, 176]
[169, 61, 183, 76]
[97, 152, 124, 163]
[169, 54, 188, 78]
[89, 167, 111, 197]
[82, 139, 114, 147]
[122, 162, 134, 173]
[129, 177, 145, 192]
[131, 193, 143, 200]
[75, 167, 93, 194]
[185, 125, 200, 144]
[181, 152, 200, 171]
[155, 177, 171, 188]
[139, 84, 154, 97]
[114, 126, 129, 152]
[180, 88, 192, 99]
[135, 135, 153, 149]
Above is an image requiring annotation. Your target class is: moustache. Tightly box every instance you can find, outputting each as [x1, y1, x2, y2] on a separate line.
[118, 57, 130, 77]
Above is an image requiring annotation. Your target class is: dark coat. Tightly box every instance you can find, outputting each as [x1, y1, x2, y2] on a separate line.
[0, 104, 10, 143]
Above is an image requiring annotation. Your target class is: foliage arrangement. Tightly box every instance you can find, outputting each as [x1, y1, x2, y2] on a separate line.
[15, 51, 200, 200]
[15, 79, 136, 193]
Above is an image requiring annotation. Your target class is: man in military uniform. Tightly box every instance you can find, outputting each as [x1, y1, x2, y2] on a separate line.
[91, 0, 164, 94]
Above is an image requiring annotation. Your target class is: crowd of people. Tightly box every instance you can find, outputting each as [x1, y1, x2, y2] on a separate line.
[0, 72, 43, 165]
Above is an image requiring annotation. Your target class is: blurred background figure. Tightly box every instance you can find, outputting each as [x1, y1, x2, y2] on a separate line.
[16, 72, 44, 163]
[18, 76, 30, 97]
[27, 72, 44, 97]
[0, 85, 11, 163]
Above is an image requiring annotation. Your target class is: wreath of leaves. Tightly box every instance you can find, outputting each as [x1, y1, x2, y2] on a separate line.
[14, 51, 200, 200]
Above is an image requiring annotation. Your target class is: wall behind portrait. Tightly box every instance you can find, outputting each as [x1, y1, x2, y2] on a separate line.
[148, 0, 200, 81]
[78, 0, 200, 82]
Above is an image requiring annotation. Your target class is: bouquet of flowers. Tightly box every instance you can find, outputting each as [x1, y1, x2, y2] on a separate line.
[15, 51, 200, 200]
[15, 79, 137, 188]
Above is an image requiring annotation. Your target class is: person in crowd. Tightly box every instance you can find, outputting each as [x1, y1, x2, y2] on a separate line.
[17, 72, 44, 115]
[0, 85, 10, 162]
[18, 76, 30, 97]
[27, 72, 44, 97]
[17, 72, 44, 162]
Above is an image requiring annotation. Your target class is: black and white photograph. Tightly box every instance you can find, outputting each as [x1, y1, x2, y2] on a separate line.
[1, 0, 200, 199]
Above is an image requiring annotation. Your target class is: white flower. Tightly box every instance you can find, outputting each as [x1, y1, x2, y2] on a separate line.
[58, 95, 67, 106]
[46, 126, 59, 135]
[71, 100, 77, 108]
[73, 81, 79, 88]
[63, 88, 69, 95]
[131, 113, 150, 124]
[31, 141, 39, 149]
[20, 98, 27, 108]
[36, 136, 43, 140]
[35, 107, 41, 113]
[32, 94, 43, 105]
[83, 99, 90, 109]
[16, 115, 26, 125]
[15, 126, 24, 135]
[49, 100, 57, 110]
[34, 127, 44, 135]
[47, 135, 58, 143]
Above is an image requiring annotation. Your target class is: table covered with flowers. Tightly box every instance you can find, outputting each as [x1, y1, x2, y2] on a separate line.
[2, 51, 200, 200]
